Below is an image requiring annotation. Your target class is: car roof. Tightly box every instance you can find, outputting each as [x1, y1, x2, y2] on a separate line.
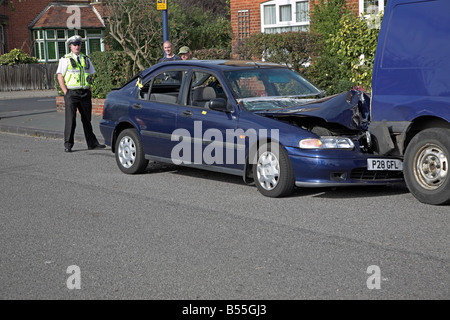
[163, 59, 286, 68]
[140, 60, 288, 77]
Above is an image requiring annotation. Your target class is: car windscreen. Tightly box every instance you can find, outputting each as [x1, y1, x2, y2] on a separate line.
[224, 68, 322, 112]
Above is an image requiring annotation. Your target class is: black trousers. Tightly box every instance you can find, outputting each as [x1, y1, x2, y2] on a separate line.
[64, 89, 100, 149]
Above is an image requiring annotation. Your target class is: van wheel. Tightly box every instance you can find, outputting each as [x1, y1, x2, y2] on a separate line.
[115, 129, 148, 174]
[404, 128, 450, 205]
[253, 143, 295, 197]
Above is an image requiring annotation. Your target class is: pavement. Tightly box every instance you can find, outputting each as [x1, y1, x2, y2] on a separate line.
[0, 90, 105, 148]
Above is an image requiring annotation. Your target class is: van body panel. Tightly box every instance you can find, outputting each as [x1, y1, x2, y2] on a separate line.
[370, 0, 450, 205]
[371, 0, 450, 126]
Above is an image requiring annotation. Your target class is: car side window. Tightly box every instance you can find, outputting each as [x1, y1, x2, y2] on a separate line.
[137, 79, 151, 100]
[138, 70, 184, 104]
[189, 71, 227, 108]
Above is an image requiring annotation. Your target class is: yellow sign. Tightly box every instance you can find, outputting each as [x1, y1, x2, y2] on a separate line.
[157, 0, 167, 10]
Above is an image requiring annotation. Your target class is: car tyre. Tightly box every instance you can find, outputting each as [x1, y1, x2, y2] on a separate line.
[404, 128, 450, 205]
[115, 129, 149, 174]
[252, 143, 295, 197]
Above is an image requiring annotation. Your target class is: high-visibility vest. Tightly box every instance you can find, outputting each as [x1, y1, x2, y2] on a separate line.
[63, 53, 92, 89]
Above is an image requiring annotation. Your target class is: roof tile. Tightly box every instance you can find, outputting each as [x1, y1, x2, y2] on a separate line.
[32, 4, 104, 29]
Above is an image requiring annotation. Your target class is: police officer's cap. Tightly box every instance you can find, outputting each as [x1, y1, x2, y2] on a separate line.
[67, 35, 82, 46]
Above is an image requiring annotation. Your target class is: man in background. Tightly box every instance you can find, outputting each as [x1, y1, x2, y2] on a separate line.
[158, 41, 181, 63]
[178, 46, 195, 60]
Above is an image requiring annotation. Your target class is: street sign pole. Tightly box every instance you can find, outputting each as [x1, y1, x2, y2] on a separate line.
[162, 10, 168, 43]
[157, 0, 169, 56]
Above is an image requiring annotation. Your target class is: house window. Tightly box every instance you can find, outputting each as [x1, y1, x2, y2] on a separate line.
[360, 0, 388, 15]
[237, 10, 250, 40]
[58, 42, 66, 58]
[296, 1, 309, 23]
[88, 39, 102, 53]
[279, 5, 291, 22]
[261, 0, 310, 34]
[46, 30, 56, 40]
[264, 5, 276, 25]
[32, 28, 104, 62]
[57, 30, 65, 39]
[47, 42, 57, 60]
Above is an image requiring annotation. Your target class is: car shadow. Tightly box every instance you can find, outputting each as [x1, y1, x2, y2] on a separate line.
[290, 183, 410, 199]
[143, 162, 409, 199]
[145, 161, 195, 175]
[148, 162, 247, 186]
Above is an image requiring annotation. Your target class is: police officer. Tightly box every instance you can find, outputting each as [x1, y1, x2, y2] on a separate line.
[56, 35, 105, 152]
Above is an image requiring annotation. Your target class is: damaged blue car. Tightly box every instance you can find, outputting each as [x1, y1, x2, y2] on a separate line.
[100, 60, 403, 197]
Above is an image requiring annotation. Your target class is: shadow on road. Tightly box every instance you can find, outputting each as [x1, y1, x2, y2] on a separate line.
[0, 109, 56, 119]
[138, 161, 410, 199]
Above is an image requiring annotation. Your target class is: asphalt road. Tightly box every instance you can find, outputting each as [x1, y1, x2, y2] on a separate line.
[0, 132, 448, 302]
[0, 96, 56, 113]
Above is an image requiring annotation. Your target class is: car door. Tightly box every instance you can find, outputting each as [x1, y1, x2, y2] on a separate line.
[132, 67, 188, 159]
[174, 70, 243, 172]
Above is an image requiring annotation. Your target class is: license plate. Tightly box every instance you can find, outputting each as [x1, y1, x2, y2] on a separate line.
[367, 158, 403, 171]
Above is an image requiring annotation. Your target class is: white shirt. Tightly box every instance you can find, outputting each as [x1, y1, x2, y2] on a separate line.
[56, 53, 96, 76]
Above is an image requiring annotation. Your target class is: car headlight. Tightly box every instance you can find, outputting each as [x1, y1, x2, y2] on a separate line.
[299, 137, 355, 150]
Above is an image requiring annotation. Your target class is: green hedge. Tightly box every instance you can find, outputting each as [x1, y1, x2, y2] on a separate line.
[305, 54, 354, 95]
[235, 31, 322, 73]
[306, 0, 383, 93]
[89, 51, 134, 99]
[331, 13, 382, 92]
[0, 48, 38, 65]
[193, 48, 231, 60]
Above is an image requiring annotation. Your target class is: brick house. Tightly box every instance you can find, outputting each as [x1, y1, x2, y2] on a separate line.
[230, 0, 387, 45]
[0, 0, 106, 62]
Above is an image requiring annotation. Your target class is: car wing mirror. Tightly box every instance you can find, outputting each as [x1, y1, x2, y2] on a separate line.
[208, 98, 232, 112]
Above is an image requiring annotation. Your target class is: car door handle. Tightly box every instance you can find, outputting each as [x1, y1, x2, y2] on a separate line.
[132, 103, 142, 110]
[182, 110, 193, 117]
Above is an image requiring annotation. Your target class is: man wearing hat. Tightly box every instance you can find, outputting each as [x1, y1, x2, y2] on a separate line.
[56, 35, 105, 152]
[178, 46, 195, 60]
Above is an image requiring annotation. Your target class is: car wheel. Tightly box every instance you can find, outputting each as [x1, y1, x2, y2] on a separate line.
[404, 128, 450, 205]
[253, 143, 295, 197]
[115, 129, 149, 174]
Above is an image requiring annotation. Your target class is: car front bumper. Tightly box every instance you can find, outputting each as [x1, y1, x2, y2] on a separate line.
[285, 147, 404, 187]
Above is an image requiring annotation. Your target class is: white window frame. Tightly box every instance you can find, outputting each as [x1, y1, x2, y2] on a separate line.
[359, 0, 387, 16]
[261, 0, 310, 34]
[32, 28, 105, 62]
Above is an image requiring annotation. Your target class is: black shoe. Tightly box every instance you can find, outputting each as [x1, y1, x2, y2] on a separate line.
[65, 148, 72, 153]
[88, 144, 106, 150]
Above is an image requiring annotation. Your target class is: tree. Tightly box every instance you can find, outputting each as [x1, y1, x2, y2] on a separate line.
[104, 0, 231, 72]
[238, 31, 321, 73]
[306, 0, 354, 94]
[309, 0, 347, 40]
[171, 4, 232, 51]
[176, 0, 229, 17]
[331, 12, 382, 91]
[104, 0, 187, 72]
